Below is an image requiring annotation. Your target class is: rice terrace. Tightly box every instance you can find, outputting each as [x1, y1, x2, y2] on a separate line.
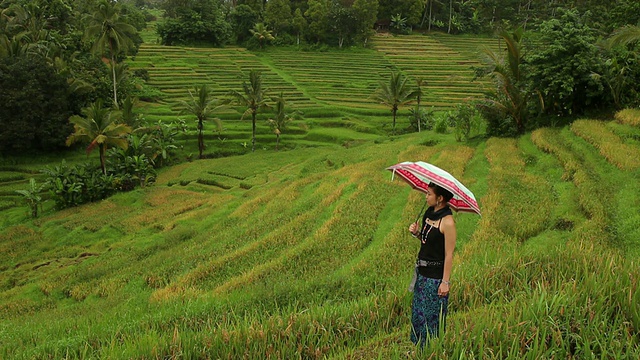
[1, 1, 640, 359]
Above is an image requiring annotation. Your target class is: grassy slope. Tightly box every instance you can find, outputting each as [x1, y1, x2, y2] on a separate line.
[1, 117, 640, 358]
[2, 22, 640, 358]
[0, 32, 505, 213]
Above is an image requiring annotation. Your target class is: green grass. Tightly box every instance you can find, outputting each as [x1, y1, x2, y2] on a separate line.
[1, 118, 640, 358]
[125, 32, 508, 158]
[2, 27, 640, 358]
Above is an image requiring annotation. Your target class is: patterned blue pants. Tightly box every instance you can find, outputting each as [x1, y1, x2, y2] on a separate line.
[411, 274, 448, 347]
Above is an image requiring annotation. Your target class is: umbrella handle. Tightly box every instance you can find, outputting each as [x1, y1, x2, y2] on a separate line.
[414, 201, 427, 224]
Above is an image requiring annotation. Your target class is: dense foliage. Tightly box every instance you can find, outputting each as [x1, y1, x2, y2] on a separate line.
[156, 0, 232, 46]
[0, 56, 73, 153]
[150, 0, 640, 47]
[0, 0, 148, 154]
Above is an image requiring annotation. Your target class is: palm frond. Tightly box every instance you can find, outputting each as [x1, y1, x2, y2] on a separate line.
[607, 25, 640, 48]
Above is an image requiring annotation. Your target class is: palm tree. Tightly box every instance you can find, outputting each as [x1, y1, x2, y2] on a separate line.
[66, 99, 132, 175]
[373, 71, 417, 134]
[415, 78, 427, 132]
[230, 70, 270, 152]
[179, 84, 224, 159]
[267, 92, 300, 150]
[600, 25, 640, 109]
[477, 28, 533, 134]
[607, 25, 640, 48]
[120, 96, 140, 129]
[250, 23, 275, 49]
[84, 0, 136, 108]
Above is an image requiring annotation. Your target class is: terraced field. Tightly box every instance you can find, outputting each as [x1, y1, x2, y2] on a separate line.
[264, 48, 394, 112]
[130, 45, 317, 118]
[370, 34, 496, 107]
[2, 109, 639, 358]
[126, 32, 505, 153]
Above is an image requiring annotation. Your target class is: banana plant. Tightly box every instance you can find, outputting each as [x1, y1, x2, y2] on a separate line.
[15, 178, 45, 218]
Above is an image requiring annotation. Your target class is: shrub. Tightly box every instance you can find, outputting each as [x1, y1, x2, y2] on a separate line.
[14, 178, 45, 218]
[41, 162, 117, 210]
[451, 103, 484, 141]
[407, 105, 435, 132]
[107, 150, 157, 188]
[433, 112, 451, 134]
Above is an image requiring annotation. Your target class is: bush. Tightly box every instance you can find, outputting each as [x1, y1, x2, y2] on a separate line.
[433, 112, 451, 134]
[107, 150, 157, 188]
[272, 33, 296, 46]
[407, 105, 435, 132]
[42, 162, 117, 210]
[451, 103, 484, 141]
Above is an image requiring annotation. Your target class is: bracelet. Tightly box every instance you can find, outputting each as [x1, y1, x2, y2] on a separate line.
[442, 280, 451, 286]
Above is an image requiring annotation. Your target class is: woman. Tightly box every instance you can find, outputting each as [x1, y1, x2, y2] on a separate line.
[407, 182, 457, 348]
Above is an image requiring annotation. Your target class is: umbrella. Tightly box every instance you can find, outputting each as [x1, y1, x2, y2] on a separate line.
[387, 161, 481, 215]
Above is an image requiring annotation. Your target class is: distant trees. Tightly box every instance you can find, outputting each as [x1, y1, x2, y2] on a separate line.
[267, 92, 299, 150]
[230, 70, 270, 152]
[180, 85, 225, 159]
[476, 28, 533, 136]
[66, 99, 133, 175]
[156, 0, 232, 46]
[373, 71, 417, 134]
[250, 23, 275, 48]
[0, 0, 144, 154]
[0, 56, 73, 153]
[84, 0, 137, 108]
[264, 0, 292, 37]
[524, 9, 604, 118]
[148, 0, 640, 48]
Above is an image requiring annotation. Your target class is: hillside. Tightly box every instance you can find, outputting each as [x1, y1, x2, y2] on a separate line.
[1, 113, 640, 358]
[0, 33, 500, 215]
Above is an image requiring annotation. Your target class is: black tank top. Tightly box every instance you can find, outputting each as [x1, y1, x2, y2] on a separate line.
[417, 206, 452, 278]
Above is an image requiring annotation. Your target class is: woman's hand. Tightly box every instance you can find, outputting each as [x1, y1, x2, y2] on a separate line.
[408, 222, 419, 235]
[438, 281, 450, 297]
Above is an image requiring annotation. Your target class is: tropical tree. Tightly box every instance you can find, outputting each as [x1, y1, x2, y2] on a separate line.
[250, 23, 275, 49]
[305, 0, 330, 43]
[476, 28, 533, 135]
[267, 92, 300, 150]
[15, 178, 45, 218]
[390, 13, 408, 34]
[414, 78, 426, 132]
[524, 10, 603, 118]
[352, 0, 378, 46]
[264, 0, 292, 37]
[66, 99, 132, 175]
[607, 25, 640, 48]
[291, 8, 306, 45]
[329, 2, 357, 48]
[601, 25, 640, 108]
[120, 96, 142, 129]
[84, 0, 137, 108]
[179, 84, 224, 159]
[230, 70, 270, 152]
[0, 55, 73, 153]
[373, 71, 417, 134]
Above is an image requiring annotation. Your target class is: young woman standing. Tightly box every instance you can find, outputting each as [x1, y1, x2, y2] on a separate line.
[407, 182, 457, 348]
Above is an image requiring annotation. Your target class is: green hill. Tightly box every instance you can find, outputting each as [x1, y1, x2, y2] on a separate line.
[1, 114, 640, 358]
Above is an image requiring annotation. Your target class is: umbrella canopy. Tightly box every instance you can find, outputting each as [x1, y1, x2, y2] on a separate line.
[387, 161, 481, 215]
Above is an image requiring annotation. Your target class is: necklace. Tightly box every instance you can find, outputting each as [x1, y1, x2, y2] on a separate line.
[420, 222, 434, 244]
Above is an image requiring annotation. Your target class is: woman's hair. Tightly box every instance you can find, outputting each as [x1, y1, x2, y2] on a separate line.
[429, 182, 454, 203]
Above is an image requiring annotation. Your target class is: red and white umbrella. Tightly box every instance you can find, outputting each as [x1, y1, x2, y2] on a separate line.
[387, 161, 481, 215]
